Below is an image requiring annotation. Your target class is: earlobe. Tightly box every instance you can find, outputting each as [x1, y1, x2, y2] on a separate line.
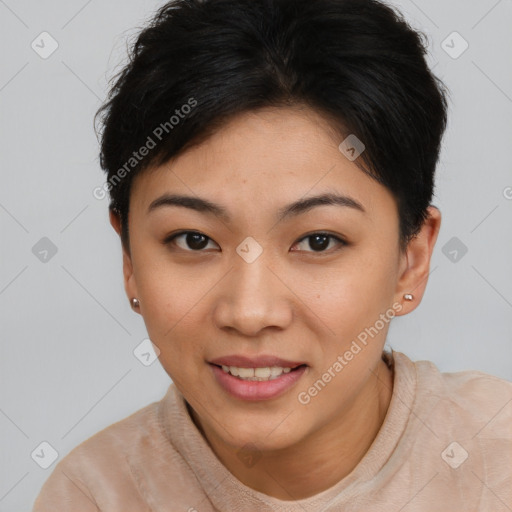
[394, 206, 441, 314]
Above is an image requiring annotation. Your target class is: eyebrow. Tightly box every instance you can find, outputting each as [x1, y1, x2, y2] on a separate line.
[147, 191, 365, 222]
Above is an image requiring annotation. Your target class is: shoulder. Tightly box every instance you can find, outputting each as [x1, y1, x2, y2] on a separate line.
[32, 385, 208, 511]
[32, 400, 161, 511]
[388, 352, 512, 506]
[410, 354, 512, 433]
[391, 351, 512, 462]
[401, 353, 511, 479]
[61, 396, 163, 471]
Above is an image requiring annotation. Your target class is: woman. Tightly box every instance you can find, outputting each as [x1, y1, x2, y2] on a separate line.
[33, 0, 512, 510]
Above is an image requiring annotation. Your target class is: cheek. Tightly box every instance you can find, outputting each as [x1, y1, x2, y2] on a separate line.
[309, 248, 397, 322]
[299, 246, 398, 370]
[297, 252, 397, 413]
[136, 274, 210, 391]
[134, 241, 206, 318]
[131, 249, 216, 367]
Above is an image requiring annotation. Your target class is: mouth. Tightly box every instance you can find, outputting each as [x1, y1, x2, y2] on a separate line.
[208, 356, 309, 401]
[210, 363, 308, 381]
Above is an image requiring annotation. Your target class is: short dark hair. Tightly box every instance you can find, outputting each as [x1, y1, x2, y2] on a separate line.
[94, 0, 449, 253]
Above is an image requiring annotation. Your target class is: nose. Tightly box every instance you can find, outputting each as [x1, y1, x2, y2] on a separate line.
[213, 250, 293, 337]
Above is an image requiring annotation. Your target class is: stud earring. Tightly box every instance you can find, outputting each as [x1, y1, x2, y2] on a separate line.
[130, 297, 140, 309]
[403, 293, 414, 301]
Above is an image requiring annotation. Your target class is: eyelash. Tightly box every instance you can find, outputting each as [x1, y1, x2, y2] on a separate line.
[163, 230, 347, 254]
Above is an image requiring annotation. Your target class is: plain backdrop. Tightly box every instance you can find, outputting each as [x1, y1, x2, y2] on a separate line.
[0, 0, 511, 510]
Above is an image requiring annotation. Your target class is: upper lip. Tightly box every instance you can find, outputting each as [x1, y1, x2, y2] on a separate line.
[209, 355, 307, 368]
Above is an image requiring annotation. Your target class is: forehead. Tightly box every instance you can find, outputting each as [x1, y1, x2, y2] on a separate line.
[130, 106, 397, 221]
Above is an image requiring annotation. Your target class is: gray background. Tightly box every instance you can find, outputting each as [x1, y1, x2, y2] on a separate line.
[1, 0, 511, 510]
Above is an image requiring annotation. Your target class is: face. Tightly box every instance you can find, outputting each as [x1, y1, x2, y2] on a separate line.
[118, 106, 423, 453]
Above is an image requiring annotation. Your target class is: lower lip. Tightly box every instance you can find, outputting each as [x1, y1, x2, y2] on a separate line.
[209, 364, 308, 401]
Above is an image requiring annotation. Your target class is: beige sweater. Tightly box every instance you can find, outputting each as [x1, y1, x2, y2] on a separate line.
[32, 351, 512, 511]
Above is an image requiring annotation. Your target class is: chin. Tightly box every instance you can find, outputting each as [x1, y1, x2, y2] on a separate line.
[218, 416, 305, 453]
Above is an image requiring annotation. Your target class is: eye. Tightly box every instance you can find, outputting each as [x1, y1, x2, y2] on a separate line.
[291, 232, 346, 253]
[164, 230, 346, 253]
[164, 231, 220, 252]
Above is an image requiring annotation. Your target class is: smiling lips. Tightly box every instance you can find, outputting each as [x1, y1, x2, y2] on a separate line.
[209, 354, 308, 401]
[209, 354, 306, 381]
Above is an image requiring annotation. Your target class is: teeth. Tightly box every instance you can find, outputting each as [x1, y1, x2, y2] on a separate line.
[255, 367, 271, 378]
[237, 367, 254, 378]
[219, 365, 296, 381]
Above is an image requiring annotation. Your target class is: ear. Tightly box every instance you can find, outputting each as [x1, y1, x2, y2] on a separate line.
[393, 205, 441, 315]
[109, 209, 140, 314]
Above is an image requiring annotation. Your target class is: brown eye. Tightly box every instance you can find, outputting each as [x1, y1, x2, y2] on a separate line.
[292, 232, 346, 253]
[165, 231, 219, 251]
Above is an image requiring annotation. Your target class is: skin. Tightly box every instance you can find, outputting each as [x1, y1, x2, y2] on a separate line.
[110, 105, 441, 500]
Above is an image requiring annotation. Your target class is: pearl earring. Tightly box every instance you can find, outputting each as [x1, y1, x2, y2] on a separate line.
[403, 293, 414, 301]
[130, 297, 140, 309]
